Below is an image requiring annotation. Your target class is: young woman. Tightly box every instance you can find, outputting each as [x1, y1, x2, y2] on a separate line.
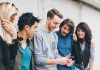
[0, 2, 18, 70]
[72, 22, 94, 70]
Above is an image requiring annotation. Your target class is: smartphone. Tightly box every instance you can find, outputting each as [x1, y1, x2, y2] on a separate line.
[69, 56, 74, 60]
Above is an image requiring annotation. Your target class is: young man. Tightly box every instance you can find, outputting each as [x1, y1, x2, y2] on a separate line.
[11, 13, 40, 70]
[33, 9, 73, 70]
[56, 19, 75, 70]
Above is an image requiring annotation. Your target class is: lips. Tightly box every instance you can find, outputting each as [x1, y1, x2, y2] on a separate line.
[62, 33, 67, 36]
[78, 35, 83, 38]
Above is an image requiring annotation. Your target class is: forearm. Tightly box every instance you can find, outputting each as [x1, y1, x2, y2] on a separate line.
[47, 58, 61, 65]
[36, 56, 59, 65]
[89, 62, 94, 70]
[36, 55, 68, 65]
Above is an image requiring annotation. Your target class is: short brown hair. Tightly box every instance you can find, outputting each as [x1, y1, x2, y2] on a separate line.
[47, 9, 63, 19]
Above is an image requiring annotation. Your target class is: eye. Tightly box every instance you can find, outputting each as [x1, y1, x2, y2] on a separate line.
[63, 27, 67, 29]
[81, 29, 85, 32]
[54, 22, 59, 25]
[77, 29, 80, 32]
[34, 26, 37, 29]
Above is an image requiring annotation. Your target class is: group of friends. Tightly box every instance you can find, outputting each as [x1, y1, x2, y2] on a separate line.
[0, 2, 94, 70]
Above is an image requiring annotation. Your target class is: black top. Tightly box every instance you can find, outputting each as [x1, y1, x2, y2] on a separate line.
[0, 36, 19, 70]
[71, 40, 90, 69]
[0, 36, 10, 70]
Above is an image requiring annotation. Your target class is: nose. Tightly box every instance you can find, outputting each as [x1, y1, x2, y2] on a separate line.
[78, 30, 83, 35]
[64, 29, 69, 34]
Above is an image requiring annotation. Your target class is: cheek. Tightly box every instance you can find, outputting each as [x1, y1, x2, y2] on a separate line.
[31, 28, 37, 35]
[77, 32, 80, 36]
[14, 18, 18, 24]
[27, 29, 32, 37]
[32, 29, 35, 33]
[48, 23, 52, 28]
[29, 31, 33, 37]
[83, 33, 85, 37]
[61, 28, 66, 32]
[11, 16, 18, 24]
[50, 21, 54, 26]
[61, 28, 64, 33]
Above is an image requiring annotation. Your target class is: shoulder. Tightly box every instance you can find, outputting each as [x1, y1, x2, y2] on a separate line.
[35, 28, 43, 38]
[53, 32, 58, 38]
[34, 28, 45, 41]
[36, 28, 43, 35]
[55, 31, 59, 34]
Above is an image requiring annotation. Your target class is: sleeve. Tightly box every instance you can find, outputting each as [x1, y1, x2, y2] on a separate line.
[89, 40, 95, 63]
[54, 33, 62, 58]
[33, 33, 48, 65]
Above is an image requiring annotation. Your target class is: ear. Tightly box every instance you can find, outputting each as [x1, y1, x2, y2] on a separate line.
[47, 17, 51, 21]
[24, 25, 30, 31]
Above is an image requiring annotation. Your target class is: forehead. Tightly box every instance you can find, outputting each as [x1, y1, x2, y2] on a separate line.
[62, 24, 69, 28]
[52, 15, 61, 23]
[77, 28, 84, 30]
[77, 28, 85, 32]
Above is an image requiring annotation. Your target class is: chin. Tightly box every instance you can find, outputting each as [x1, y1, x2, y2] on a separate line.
[79, 37, 84, 40]
[50, 29, 54, 32]
[63, 35, 66, 37]
[62, 34, 66, 36]
[28, 35, 32, 38]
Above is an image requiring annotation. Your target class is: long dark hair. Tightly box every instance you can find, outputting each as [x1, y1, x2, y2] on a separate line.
[75, 22, 92, 43]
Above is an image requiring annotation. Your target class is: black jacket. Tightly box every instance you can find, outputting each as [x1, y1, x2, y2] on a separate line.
[72, 40, 90, 69]
[0, 36, 11, 70]
[0, 36, 18, 70]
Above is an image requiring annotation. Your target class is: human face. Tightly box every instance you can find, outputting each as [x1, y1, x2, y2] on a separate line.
[47, 15, 61, 32]
[77, 28, 85, 39]
[60, 24, 70, 36]
[26, 22, 38, 38]
[10, 14, 18, 28]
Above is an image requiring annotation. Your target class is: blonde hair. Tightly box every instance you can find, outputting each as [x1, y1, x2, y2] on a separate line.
[0, 2, 18, 44]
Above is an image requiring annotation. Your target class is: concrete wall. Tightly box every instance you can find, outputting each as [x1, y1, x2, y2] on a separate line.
[1, 0, 100, 69]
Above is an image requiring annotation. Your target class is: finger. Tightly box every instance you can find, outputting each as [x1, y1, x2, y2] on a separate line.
[66, 58, 71, 61]
[3, 24, 10, 30]
[2, 22, 11, 27]
[3, 24, 12, 30]
[2, 23, 11, 28]
[2, 21, 14, 28]
[2, 19, 12, 24]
